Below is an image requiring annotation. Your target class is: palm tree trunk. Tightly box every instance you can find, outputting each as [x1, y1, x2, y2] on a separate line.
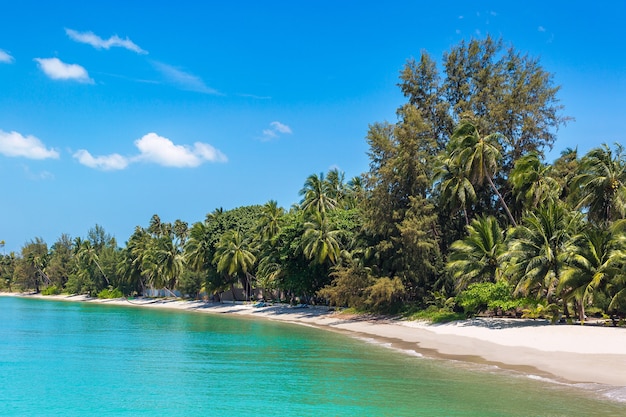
[485, 173, 517, 227]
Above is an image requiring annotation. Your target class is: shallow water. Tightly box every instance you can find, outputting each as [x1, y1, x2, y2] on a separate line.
[1, 297, 624, 416]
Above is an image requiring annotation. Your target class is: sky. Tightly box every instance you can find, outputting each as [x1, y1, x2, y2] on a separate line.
[0, 1, 625, 252]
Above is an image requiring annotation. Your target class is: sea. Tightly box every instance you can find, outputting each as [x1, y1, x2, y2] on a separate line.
[1, 296, 625, 416]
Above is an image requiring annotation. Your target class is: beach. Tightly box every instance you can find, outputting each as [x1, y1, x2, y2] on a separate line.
[2, 292, 626, 388]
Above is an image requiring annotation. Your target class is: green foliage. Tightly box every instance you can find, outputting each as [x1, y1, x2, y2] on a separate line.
[318, 263, 373, 309]
[97, 287, 124, 299]
[177, 270, 203, 298]
[456, 281, 523, 315]
[365, 277, 406, 313]
[447, 215, 505, 291]
[409, 306, 466, 323]
[521, 302, 561, 324]
[41, 285, 61, 295]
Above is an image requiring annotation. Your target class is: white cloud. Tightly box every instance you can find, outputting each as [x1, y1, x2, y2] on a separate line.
[34, 57, 93, 83]
[0, 49, 14, 63]
[75, 133, 227, 171]
[261, 121, 293, 141]
[270, 121, 292, 134]
[0, 130, 60, 159]
[538, 26, 546, 32]
[133, 132, 227, 167]
[73, 150, 129, 171]
[65, 28, 147, 54]
[152, 61, 219, 94]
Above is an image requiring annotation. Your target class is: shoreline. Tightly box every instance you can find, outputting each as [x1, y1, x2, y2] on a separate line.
[3, 292, 626, 393]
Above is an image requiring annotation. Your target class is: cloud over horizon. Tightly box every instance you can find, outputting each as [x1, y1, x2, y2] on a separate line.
[65, 28, 147, 54]
[0, 130, 60, 159]
[0, 49, 14, 63]
[34, 57, 93, 83]
[262, 121, 292, 141]
[74, 132, 227, 170]
[152, 61, 220, 94]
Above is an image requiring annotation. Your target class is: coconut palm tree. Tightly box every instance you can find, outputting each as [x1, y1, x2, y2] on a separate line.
[213, 230, 256, 301]
[151, 236, 184, 291]
[326, 168, 347, 205]
[184, 221, 213, 272]
[559, 224, 624, 321]
[344, 175, 364, 209]
[74, 238, 109, 286]
[505, 202, 581, 302]
[301, 211, 341, 265]
[299, 172, 337, 214]
[450, 121, 517, 226]
[509, 152, 561, 217]
[446, 215, 506, 291]
[435, 153, 476, 225]
[573, 143, 626, 225]
[256, 200, 284, 243]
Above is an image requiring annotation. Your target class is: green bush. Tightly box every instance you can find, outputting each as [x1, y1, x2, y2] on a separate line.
[456, 281, 524, 316]
[41, 285, 61, 295]
[409, 306, 466, 323]
[97, 287, 123, 299]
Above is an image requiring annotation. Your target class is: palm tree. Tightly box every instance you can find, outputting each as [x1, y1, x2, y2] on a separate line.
[559, 224, 624, 321]
[572, 143, 626, 225]
[450, 121, 517, 226]
[173, 219, 189, 248]
[435, 153, 476, 225]
[509, 152, 560, 216]
[74, 238, 109, 286]
[326, 168, 347, 205]
[344, 176, 364, 209]
[256, 200, 284, 243]
[184, 221, 213, 272]
[505, 202, 581, 303]
[213, 230, 256, 301]
[299, 172, 337, 214]
[301, 211, 341, 265]
[446, 215, 506, 291]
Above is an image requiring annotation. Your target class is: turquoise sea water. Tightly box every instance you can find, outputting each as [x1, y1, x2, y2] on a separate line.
[1, 297, 625, 416]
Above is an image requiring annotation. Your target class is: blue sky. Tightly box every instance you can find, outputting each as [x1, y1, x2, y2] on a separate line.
[0, 1, 625, 252]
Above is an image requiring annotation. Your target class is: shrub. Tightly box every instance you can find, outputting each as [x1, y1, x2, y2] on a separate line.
[456, 281, 523, 316]
[41, 285, 61, 295]
[97, 287, 124, 299]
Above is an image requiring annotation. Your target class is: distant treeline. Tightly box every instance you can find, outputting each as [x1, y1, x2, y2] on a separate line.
[3, 36, 625, 323]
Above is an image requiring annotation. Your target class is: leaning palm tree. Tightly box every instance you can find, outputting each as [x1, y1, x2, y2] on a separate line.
[446, 215, 506, 291]
[301, 211, 342, 265]
[450, 121, 517, 226]
[213, 230, 256, 301]
[572, 143, 626, 226]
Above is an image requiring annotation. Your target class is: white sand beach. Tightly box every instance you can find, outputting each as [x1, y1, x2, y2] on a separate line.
[3, 292, 626, 387]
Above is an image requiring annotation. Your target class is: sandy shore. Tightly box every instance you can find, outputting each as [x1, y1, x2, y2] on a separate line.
[3, 292, 626, 388]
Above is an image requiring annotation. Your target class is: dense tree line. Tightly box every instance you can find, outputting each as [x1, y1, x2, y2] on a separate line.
[2, 36, 625, 322]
